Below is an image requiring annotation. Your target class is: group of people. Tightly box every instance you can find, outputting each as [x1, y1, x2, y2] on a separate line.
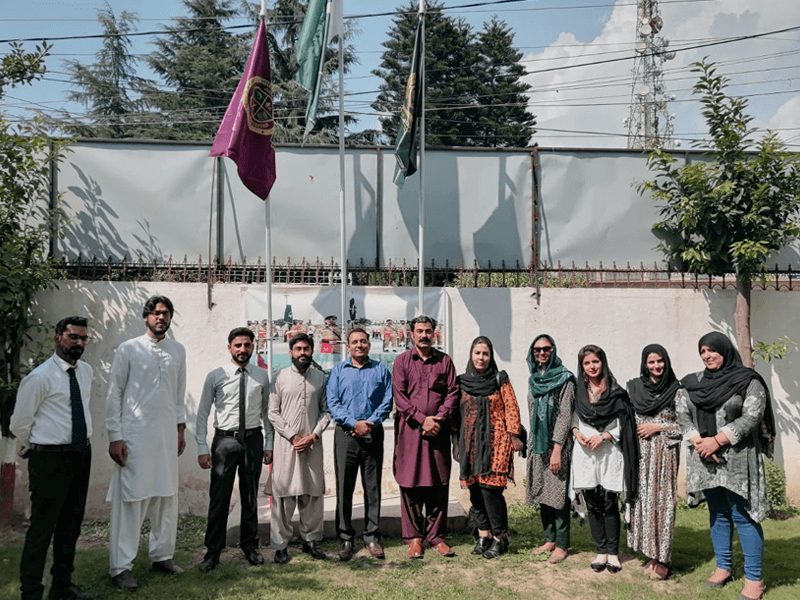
[521, 334, 774, 600]
[9, 297, 775, 600]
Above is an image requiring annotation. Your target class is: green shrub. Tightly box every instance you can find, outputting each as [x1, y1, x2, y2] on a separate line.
[765, 458, 788, 516]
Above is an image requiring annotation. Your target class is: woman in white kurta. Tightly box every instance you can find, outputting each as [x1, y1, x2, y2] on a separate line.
[570, 345, 638, 574]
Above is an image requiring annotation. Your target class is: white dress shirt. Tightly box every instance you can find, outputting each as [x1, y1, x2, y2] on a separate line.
[195, 362, 274, 456]
[10, 353, 93, 447]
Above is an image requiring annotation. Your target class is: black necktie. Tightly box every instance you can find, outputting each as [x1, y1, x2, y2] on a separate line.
[68, 367, 87, 449]
[238, 367, 247, 446]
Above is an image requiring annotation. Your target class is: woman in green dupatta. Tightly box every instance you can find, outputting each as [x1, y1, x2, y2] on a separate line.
[525, 334, 576, 564]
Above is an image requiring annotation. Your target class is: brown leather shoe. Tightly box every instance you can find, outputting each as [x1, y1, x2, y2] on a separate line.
[365, 541, 385, 559]
[407, 538, 423, 559]
[432, 541, 456, 557]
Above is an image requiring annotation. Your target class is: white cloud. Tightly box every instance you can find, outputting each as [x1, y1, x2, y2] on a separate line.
[523, 1, 800, 149]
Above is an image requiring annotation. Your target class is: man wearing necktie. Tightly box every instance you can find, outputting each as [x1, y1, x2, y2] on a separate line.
[11, 316, 93, 600]
[195, 327, 274, 572]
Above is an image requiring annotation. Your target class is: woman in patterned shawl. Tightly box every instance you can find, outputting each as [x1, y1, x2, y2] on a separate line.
[677, 332, 775, 600]
[626, 344, 686, 580]
[525, 334, 576, 564]
[458, 336, 523, 559]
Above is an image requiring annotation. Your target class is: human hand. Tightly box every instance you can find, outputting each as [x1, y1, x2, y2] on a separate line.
[574, 431, 589, 447]
[549, 445, 562, 474]
[198, 454, 212, 469]
[293, 433, 316, 453]
[421, 416, 441, 437]
[18, 445, 29, 459]
[109, 440, 127, 467]
[353, 421, 372, 437]
[585, 435, 605, 451]
[177, 426, 186, 456]
[510, 434, 524, 453]
[637, 423, 662, 439]
[263, 450, 273, 465]
[694, 436, 721, 460]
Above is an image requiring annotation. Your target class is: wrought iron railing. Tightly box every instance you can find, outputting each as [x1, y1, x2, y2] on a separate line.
[55, 255, 800, 291]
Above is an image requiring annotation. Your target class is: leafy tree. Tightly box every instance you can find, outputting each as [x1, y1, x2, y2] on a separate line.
[474, 17, 535, 147]
[373, 4, 534, 148]
[56, 6, 149, 138]
[0, 43, 67, 438]
[141, 0, 250, 140]
[638, 61, 800, 365]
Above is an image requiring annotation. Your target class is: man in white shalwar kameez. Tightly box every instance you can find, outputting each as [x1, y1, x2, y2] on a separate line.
[104, 296, 187, 591]
[269, 333, 331, 564]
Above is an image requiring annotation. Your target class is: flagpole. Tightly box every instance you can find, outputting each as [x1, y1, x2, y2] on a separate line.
[418, 0, 426, 316]
[337, 0, 347, 360]
[259, 0, 274, 379]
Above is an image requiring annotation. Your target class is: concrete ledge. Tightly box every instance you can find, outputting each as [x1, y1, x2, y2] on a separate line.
[226, 492, 467, 545]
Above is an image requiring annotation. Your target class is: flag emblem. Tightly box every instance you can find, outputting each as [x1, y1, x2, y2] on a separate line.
[244, 77, 275, 135]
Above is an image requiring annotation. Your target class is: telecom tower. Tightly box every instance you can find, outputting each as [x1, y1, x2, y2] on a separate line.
[625, 0, 677, 149]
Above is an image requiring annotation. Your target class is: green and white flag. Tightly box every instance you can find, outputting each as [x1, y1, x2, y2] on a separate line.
[393, 18, 424, 187]
[296, 0, 342, 144]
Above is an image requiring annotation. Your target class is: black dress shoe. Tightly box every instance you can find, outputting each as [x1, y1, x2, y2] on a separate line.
[472, 537, 492, 555]
[111, 570, 138, 592]
[152, 559, 185, 574]
[199, 556, 219, 573]
[49, 583, 92, 599]
[339, 540, 354, 561]
[302, 540, 326, 560]
[274, 548, 290, 564]
[244, 549, 264, 566]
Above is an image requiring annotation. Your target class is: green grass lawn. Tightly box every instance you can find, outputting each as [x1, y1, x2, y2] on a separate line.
[1, 505, 798, 600]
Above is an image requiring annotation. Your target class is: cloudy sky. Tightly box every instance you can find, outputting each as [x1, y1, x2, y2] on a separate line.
[2, 0, 799, 149]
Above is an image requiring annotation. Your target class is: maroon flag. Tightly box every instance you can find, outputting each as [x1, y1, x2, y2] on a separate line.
[210, 19, 276, 200]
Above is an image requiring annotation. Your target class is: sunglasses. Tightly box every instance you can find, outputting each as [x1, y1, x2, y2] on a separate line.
[532, 346, 553, 354]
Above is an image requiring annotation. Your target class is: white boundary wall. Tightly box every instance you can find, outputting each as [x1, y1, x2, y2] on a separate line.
[10, 282, 800, 519]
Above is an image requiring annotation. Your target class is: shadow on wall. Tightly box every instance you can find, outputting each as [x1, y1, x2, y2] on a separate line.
[459, 288, 514, 366]
[397, 153, 463, 267]
[347, 152, 378, 266]
[62, 163, 164, 261]
[473, 154, 525, 269]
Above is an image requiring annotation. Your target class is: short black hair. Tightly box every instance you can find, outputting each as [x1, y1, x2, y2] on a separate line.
[289, 332, 314, 351]
[346, 327, 369, 343]
[55, 316, 88, 335]
[142, 295, 174, 319]
[228, 327, 255, 343]
[409, 315, 436, 331]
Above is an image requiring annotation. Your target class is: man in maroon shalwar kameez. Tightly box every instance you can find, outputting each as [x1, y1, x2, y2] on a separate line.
[392, 316, 459, 559]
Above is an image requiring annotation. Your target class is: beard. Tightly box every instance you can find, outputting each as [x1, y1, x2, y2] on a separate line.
[292, 355, 311, 371]
[147, 320, 170, 336]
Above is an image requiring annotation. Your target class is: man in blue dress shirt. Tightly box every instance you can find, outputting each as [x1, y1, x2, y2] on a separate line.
[326, 327, 393, 561]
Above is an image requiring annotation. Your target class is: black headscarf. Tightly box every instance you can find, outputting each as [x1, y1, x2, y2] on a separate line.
[681, 332, 776, 455]
[575, 345, 639, 502]
[627, 344, 682, 416]
[457, 336, 509, 480]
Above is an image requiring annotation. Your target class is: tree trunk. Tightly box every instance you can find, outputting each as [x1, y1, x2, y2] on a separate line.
[735, 277, 754, 368]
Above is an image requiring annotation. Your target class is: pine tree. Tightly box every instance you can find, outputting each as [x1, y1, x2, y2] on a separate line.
[57, 7, 148, 138]
[372, 4, 533, 148]
[474, 17, 535, 147]
[141, 0, 249, 140]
